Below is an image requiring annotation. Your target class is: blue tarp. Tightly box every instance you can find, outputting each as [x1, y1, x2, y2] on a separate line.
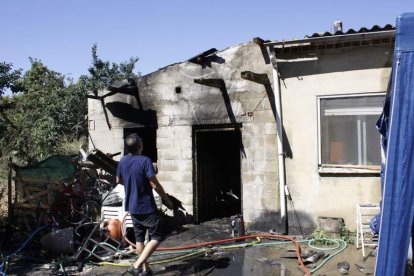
[375, 13, 414, 276]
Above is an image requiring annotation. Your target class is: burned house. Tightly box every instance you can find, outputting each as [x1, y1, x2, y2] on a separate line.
[88, 23, 394, 233]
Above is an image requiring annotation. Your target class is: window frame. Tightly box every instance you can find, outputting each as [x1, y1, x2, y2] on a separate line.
[317, 92, 385, 174]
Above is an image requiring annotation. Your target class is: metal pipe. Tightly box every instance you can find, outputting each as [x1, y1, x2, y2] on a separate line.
[267, 47, 287, 233]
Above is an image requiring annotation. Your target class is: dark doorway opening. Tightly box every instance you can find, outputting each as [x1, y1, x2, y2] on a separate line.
[123, 128, 157, 162]
[193, 125, 242, 223]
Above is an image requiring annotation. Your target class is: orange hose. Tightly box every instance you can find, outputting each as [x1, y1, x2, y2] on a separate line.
[121, 212, 310, 276]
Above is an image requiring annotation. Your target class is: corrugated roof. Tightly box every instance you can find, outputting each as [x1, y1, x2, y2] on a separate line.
[306, 24, 394, 38]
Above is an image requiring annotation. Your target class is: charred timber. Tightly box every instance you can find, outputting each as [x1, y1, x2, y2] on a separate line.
[241, 71, 270, 85]
[194, 78, 225, 89]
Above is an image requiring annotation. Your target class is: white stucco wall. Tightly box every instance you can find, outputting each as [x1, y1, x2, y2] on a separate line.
[279, 43, 392, 231]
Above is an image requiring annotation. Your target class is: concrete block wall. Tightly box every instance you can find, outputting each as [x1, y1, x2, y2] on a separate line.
[88, 41, 281, 229]
[156, 125, 194, 214]
[241, 122, 278, 230]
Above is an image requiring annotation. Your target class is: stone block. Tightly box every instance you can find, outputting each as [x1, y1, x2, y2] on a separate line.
[254, 160, 277, 173]
[93, 139, 124, 155]
[242, 208, 256, 223]
[241, 98, 265, 112]
[242, 173, 265, 186]
[155, 171, 171, 182]
[243, 182, 264, 197]
[263, 99, 275, 111]
[91, 118, 111, 131]
[262, 209, 281, 223]
[243, 195, 263, 210]
[158, 171, 191, 183]
[253, 110, 275, 123]
[172, 182, 193, 194]
[264, 123, 276, 135]
[243, 123, 265, 136]
[174, 126, 192, 138]
[159, 181, 175, 190]
[158, 116, 172, 127]
[174, 138, 192, 149]
[158, 160, 177, 171]
[174, 193, 193, 206]
[264, 172, 278, 184]
[181, 148, 193, 160]
[174, 160, 193, 172]
[240, 158, 249, 175]
[264, 134, 277, 148]
[159, 149, 182, 160]
[242, 134, 264, 148]
[157, 138, 175, 149]
[174, 171, 192, 183]
[157, 127, 173, 138]
[260, 197, 278, 210]
[264, 149, 278, 160]
[251, 148, 265, 160]
[160, 103, 189, 116]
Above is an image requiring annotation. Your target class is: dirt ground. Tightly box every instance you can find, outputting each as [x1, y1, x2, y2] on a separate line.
[3, 218, 384, 276]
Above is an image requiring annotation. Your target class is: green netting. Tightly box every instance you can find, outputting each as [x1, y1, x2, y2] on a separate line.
[15, 155, 77, 184]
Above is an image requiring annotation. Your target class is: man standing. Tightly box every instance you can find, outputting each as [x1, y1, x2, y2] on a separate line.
[116, 133, 173, 276]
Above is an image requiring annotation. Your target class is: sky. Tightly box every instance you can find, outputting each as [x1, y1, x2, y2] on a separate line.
[1, 1, 414, 80]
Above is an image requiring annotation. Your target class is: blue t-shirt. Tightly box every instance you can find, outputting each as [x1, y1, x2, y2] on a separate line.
[116, 154, 157, 215]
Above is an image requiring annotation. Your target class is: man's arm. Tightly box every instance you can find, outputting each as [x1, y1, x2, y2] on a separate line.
[116, 176, 123, 185]
[149, 176, 173, 209]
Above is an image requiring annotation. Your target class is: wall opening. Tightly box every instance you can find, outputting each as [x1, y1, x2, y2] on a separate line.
[193, 125, 242, 223]
[123, 127, 157, 162]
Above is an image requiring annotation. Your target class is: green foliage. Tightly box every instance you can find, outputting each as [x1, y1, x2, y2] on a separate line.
[310, 224, 356, 245]
[78, 44, 138, 95]
[310, 229, 337, 246]
[0, 44, 139, 165]
[341, 225, 356, 244]
[0, 62, 22, 96]
[0, 59, 84, 162]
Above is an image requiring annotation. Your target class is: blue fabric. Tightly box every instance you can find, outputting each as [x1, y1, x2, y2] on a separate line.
[116, 155, 157, 214]
[370, 213, 381, 235]
[375, 13, 414, 276]
[376, 87, 391, 192]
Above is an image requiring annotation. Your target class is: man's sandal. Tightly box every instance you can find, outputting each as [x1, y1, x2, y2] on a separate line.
[127, 265, 142, 276]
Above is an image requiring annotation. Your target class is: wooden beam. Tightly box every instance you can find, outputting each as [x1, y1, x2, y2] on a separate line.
[241, 71, 270, 85]
[19, 189, 49, 204]
[194, 78, 225, 88]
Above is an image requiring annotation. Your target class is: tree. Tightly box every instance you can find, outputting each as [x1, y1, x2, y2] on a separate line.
[0, 45, 139, 163]
[0, 62, 22, 96]
[0, 60, 81, 162]
[78, 44, 139, 95]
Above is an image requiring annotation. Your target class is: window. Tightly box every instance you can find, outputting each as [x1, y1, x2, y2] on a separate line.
[123, 127, 157, 162]
[318, 94, 384, 169]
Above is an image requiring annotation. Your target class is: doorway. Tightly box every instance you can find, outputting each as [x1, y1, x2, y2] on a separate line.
[193, 125, 242, 223]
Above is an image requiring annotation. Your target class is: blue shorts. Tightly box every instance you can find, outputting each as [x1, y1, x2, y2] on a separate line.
[130, 212, 164, 242]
